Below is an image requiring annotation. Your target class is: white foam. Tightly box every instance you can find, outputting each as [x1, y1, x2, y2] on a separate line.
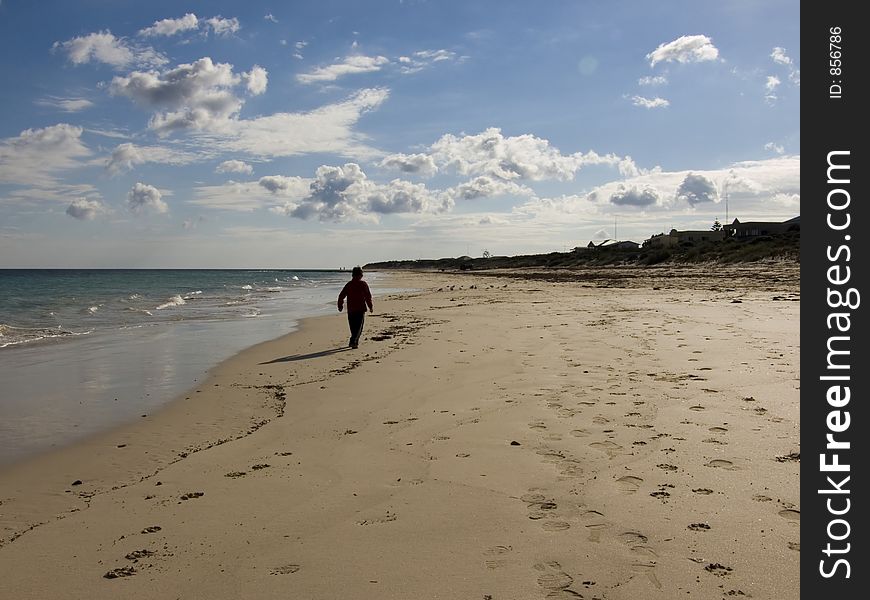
[241, 284, 253, 290]
[156, 294, 186, 310]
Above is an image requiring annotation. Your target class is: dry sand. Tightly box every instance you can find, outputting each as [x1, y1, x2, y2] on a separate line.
[0, 264, 800, 599]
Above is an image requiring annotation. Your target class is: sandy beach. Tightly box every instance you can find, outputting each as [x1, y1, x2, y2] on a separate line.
[0, 264, 799, 599]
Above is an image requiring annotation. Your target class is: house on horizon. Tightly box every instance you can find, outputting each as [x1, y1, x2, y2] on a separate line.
[723, 216, 800, 238]
[586, 239, 640, 250]
[643, 229, 726, 248]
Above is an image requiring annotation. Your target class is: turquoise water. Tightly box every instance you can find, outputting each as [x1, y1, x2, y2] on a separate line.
[0, 269, 376, 465]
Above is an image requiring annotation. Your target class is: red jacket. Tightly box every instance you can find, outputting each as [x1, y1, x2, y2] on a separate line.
[338, 278, 373, 313]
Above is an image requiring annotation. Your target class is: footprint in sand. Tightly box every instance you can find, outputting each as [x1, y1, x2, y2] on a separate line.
[705, 459, 735, 469]
[534, 561, 580, 597]
[270, 564, 301, 575]
[708, 426, 728, 433]
[569, 429, 590, 437]
[529, 421, 548, 430]
[590, 440, 623, 458]
[618, 531, 649, 547]
[557, 459, 583, 478]
[584, 522, 610, 543]
[542, 520, 572, 532]
[692, 488, 714, 495]
[616, 475, 643, 494]
[484, 545, 513, 556]
[778, 509, 800, 521]
[689, 405, 706, 411]
[592, 416, 610, 424]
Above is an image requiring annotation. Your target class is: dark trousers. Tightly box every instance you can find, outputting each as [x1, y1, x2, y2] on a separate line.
[347, 311, 365, 345]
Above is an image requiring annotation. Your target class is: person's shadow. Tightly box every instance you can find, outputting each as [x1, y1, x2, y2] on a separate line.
[259, 347, 350, 365]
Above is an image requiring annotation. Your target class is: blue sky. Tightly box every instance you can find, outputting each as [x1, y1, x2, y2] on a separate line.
[0, 0, 799, 268]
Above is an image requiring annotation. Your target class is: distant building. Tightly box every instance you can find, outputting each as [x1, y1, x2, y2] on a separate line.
[643, 229, 726, 247]
[724, 216, 800, 238]
[587, 239, 640, 250]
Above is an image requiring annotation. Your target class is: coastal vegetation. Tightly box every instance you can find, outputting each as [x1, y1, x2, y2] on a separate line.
[365, 231, 799, 271]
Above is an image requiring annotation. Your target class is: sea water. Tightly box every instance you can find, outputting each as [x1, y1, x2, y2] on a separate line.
[0, 269, 375, 466]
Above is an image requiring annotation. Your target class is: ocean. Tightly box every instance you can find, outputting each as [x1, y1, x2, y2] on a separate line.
[0, 269, 375, 466]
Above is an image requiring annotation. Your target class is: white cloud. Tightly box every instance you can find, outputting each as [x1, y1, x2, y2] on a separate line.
[789, 70, 800, 86]
[127, 182, 168, 214]
[675, 173, 719, 206]
[579, 156, 799, 218]
[638, 75, 667, 86]
[446, 176, 532, 201]
[764, 142, 785, 155]
[191, 180, 290, 211]
[205, 16, 240, 37]
[66, 198, 109, 220]
[110, 57, 264, 135]
[243, 65, 268, 95]
[429, 128, 623, 181]
[379, 153, 437, 176]
[272, 163, 451, 222]
[264, 14, 278, 24]
[609, 184, 662, 207]
[35, 96, 94, 112]
[770, 47, 792, 66]
[764, 75, 781, 103]
[139, 13, 199, 37]
[258, 175, 309, 195]
[105, 142, 201, 175]
[216, 159, 253, 175]
[398, 49, 458, 74]
[631, 95, 669, 109]
[647, 35, 719, 67]
[297, 55, 390, 84]
[192, 87, 390, 159]
[0, 124, 91, 188]
[53, 31, 167, 69]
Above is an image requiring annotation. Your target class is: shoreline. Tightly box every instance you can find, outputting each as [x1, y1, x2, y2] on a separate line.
[0, 266, 799, 599]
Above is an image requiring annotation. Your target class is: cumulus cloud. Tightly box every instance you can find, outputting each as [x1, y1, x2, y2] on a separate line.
[243, 65, 268, 95]
[35, 96, 94, 112]
[53, 31, 167, 69]
[139, 13, 199, 37]
[216, 159, 253, 175]
[675, 173, 719, 206]
[272, 163, 451, 222]
[764, 142, 785, 155]
[447, 176, 532, 201]
[631, 95, 669, 109]
[66, 198, 109, 220]
[647, 35, 719, 67]
[638, 75, 668, 86]
[205, 16, 240, 36]
[429, 128, 621, 182]
[110, 57, 265, 135]
[609, 184, 661, 206]
[105, 142, 200, 175]
[127, 182, 168, 214]
[379, 153, 438, 176]
[258, 175, 308, 194]
[297, 55, 390, 83]
[770, 47, 792, 66]
[264, 14, 278, 24]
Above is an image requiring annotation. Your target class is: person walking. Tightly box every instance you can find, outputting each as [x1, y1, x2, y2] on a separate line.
[337, 266, 373, 349]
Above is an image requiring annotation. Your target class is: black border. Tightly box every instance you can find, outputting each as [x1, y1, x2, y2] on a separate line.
[801, 2, 867, 595]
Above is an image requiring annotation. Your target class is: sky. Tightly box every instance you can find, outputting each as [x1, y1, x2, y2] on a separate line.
[0, 0, 800, 268]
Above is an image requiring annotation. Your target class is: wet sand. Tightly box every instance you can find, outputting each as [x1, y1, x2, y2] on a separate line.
[0, 264, 799, 599]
